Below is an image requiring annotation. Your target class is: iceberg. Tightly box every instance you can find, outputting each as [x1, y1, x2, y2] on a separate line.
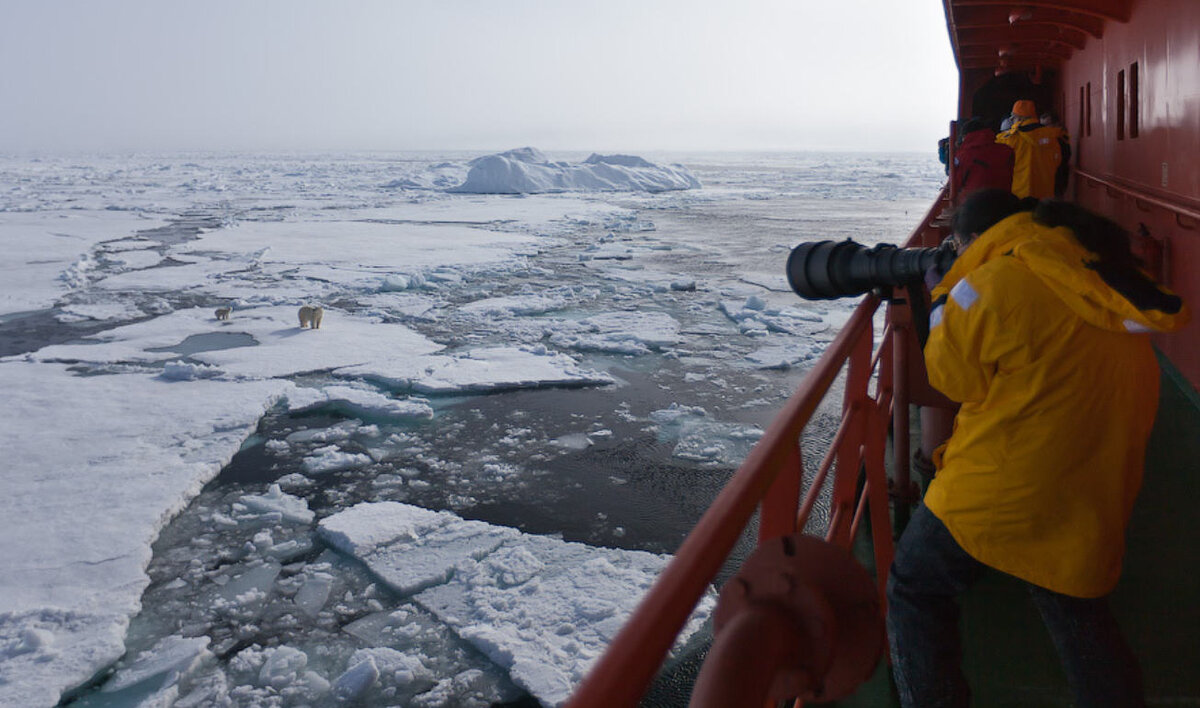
[449, 148, 701, 194]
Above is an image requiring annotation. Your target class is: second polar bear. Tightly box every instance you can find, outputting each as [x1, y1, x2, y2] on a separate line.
[298, 305, 324, 329]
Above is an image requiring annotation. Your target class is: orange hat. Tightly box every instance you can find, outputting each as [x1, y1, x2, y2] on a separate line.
[1012, 100, 1037, 118]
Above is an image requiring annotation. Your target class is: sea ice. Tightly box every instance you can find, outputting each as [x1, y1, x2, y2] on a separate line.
[342, 345, 614, 395]
[650, 405, 764, 466]
[318, 502, 714, 708]
[450, 148, 701, 194]
[548, 311, 681, 355]
[0, 210, 165, 316]
[284, 384, 435, 422]
[0, 361, 288, 707]
[237, 484, 314, 525]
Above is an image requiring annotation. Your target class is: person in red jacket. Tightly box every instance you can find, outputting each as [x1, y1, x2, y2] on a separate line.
[953, 117, 1015, 203]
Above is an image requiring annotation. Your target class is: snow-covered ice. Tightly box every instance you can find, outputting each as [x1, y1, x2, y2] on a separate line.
[319, 502, 715, 707]
[0, 211, 166, 316]
[0, 361, 287, 707]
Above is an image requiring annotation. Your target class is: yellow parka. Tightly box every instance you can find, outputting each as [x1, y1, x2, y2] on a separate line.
[996, 118, 1065, 199]
[924, 211, 1189, 597]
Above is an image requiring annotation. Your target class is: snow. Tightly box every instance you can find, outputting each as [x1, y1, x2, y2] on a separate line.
[0, 211, 166, 316]
[318, 502, 715, 707]
[0, 361, 288, 707]
[450, 148, 701, 194]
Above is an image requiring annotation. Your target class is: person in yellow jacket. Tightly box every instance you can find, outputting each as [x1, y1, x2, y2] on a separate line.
[886, 189, 1189, 708]
[996, 99, 1068, 199]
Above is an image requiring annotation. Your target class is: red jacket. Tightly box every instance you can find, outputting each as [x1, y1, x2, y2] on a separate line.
[954, 130, 1015, 200]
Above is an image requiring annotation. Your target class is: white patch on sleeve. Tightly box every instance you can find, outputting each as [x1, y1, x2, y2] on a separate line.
[1123, 319, 1153, 333]
[949, 279, 979, 311]
[930, 304, 945, 329]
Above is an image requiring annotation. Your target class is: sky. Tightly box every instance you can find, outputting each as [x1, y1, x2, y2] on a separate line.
[0, 0, 958, 154]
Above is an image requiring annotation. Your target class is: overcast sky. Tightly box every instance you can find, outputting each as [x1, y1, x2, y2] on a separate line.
[1, 0, 958, 154]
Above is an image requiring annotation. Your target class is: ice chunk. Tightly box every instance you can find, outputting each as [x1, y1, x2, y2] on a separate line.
[239, 484, 314, 525]
[302, 446, 374, 475]
[258, 645, 308, 689]
[100, 635, 210, 695]
[285, 384, 434, 422]
[548, 310, 683, 355]
[650, 406, 763, 466]
[332, 654, 380, 702]
[293, 572, 334, 618]
[460, 293, 568, 317]
[744, 340, 820, 369]
[318, 503, 516, 596]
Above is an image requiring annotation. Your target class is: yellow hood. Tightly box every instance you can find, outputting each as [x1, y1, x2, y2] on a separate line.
[934, 211, 1189, 335]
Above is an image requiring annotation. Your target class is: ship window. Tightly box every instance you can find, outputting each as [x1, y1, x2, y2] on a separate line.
[1117, 69, 1126, 141]
[1130, 62, 1140, 138]
[1086, 82, 1093, 136]
[1079, 86, 1084, 135]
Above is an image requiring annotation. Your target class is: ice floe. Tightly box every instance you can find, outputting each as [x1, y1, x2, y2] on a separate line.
[318, 502, 714, 707]
[0, 361, 288, 707]
[342, 345, 614, 395]
[0, 210, 166, 316]
[450, 148, 701, 194]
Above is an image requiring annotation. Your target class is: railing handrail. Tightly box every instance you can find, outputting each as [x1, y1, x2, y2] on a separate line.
[564, 294, 882, 708]
[566, 186, 951, 708]
[1074, 167, 1200, 223]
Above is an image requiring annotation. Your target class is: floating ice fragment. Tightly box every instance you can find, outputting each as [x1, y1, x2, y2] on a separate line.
[239, 484, 314, 525]
[332, 654, 380, 702]
[258, 645, 308, 690]
[285, 385, 434, 422]
[100, 635, 210, 694]
[302, 446, 374, 475]
[160, 361, 223, 381]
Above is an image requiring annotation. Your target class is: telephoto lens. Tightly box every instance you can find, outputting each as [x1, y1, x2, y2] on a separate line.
[786, 239, 955, 300]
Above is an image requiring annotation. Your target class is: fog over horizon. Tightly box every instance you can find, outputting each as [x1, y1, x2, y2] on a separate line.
[1, 0, 958, 155]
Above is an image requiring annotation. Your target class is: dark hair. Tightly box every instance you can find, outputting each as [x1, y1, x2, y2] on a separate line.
[951, 191, 1181, 313]
[960, 116, 990, 135]
[1031, 200, 1182, 313]
[950, 189, 1036, 240]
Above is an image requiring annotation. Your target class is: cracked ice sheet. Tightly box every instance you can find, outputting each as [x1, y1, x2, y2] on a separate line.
[0, 210, 167, 316]
[319, 195, 636, 233]
[177, 219, 547, 276]
[341, 345, 614, 395]
[26, 305, 443, 379]
[318, 502, 714, 708]
[26, 307, 613, 395]
[0, 361, 288, 707]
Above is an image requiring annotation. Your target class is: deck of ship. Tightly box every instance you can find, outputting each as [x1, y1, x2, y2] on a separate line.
[828, 354, 1200, 707]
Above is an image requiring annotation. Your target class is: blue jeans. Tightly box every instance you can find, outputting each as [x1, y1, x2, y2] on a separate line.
[886, 504, 1144, 708]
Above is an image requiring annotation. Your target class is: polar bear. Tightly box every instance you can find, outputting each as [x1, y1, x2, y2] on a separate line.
[298, 305, 324, 329]
[214, 306, 232, 321]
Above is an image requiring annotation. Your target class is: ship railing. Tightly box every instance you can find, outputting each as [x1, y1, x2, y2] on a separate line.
[567, 188, 953, 708]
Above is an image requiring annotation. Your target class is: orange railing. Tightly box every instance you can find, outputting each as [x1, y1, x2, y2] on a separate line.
[567, 189, 952, 708]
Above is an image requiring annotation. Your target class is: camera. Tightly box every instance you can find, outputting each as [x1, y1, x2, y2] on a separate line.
[786, 239, 956, 300]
